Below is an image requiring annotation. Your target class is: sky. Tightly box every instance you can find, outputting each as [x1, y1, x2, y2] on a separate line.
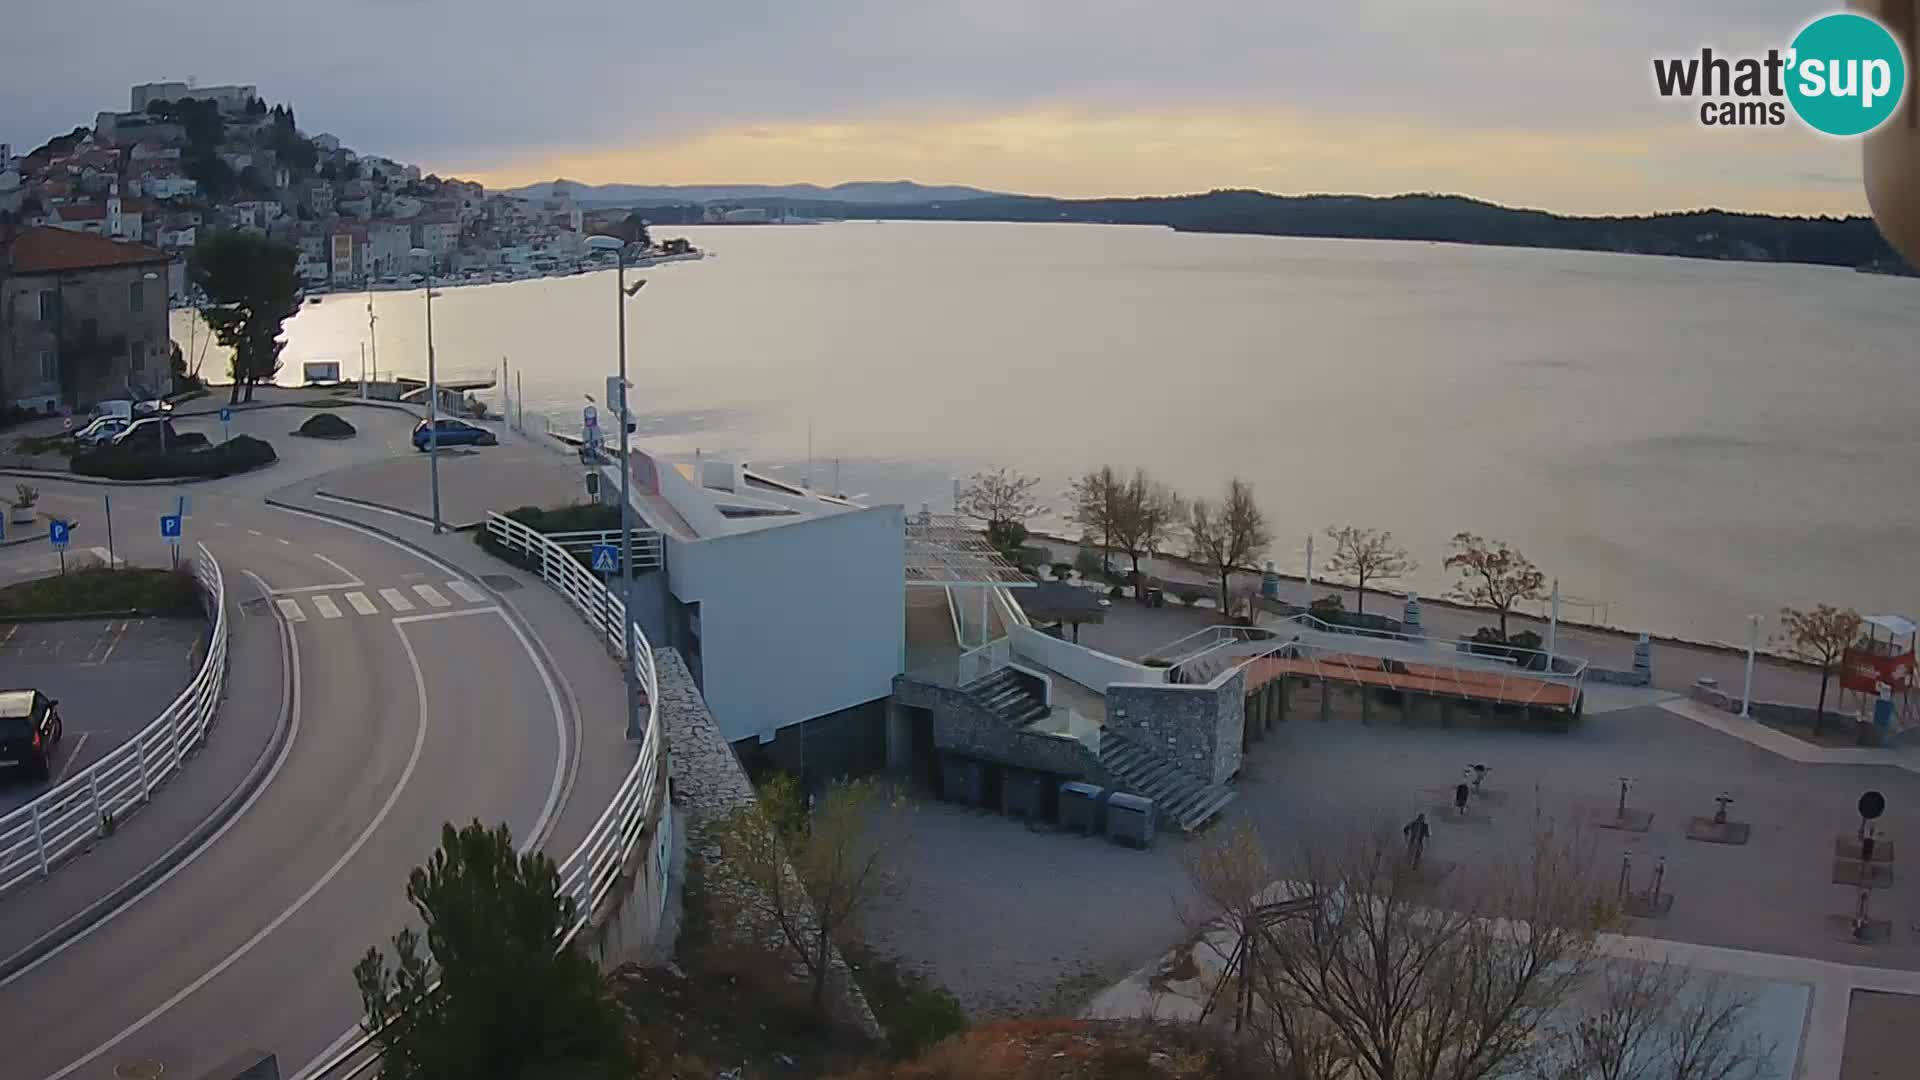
[0, 0, 1875, 216]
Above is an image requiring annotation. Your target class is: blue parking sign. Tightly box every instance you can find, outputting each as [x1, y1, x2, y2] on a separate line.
[590, 544, 618, 573]
[160, 514, 183, 544]
[49, 520, 69, 548]
[219, 407, 233, 423]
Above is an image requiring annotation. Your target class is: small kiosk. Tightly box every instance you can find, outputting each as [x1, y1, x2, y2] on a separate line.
[1840, 614, 1918, 743]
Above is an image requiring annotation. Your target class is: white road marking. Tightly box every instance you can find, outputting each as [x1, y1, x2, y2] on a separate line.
[446, 578, 486, 603]
[391, 605, 501, 625]
[50, 733, 91, 785]
[43, 600, 431, 1080]
[277, 538, 291, 546]
[310, 595, 342, 620]
[0, 567, 301, 990]
[378, 587, 414, 612]
[88, 546, 124, 568]
[274, 598, 306, 622]
[344, 591, 378, 616]
[214, 521, 231, 528]
[411, 583, 450, 608]
[269, 583, 358, 595]
[246, 529, 263, 537]
[312, 552, 360, 583]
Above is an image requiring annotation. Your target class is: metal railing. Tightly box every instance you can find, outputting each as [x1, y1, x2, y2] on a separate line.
[537, 527, 664, 571]
[307, 513, 668, 1079]
[0, 542, 227, 896]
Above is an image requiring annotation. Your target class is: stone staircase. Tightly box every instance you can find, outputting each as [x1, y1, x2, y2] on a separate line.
[1097, 730, 1236, 831]
[964, 668, 1051, 727]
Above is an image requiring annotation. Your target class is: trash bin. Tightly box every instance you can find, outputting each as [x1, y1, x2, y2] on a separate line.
[1145, 586, 1165, 608]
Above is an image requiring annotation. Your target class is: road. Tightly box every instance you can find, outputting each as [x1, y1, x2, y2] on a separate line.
[0, 478, 576, 1079]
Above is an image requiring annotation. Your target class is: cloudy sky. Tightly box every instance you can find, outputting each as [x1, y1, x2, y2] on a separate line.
[0, 1, 1873, 215]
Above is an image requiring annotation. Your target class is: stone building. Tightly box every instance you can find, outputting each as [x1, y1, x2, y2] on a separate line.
[0, 226, 172, 412]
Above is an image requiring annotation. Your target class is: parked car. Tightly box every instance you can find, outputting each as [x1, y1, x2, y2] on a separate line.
[70, 416, 131, 445]
[412, 418, 497, 451]
[0, 690, 64, 782]
[109, 416, 180, 449]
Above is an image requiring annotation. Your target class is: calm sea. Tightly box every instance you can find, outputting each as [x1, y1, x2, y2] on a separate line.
[212, 220, 1920, 643]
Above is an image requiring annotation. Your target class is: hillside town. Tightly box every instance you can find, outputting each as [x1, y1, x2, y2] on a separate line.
[0, 80, 676, 302]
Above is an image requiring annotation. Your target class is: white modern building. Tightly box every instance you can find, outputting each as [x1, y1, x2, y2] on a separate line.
[597, 448, 906, 764]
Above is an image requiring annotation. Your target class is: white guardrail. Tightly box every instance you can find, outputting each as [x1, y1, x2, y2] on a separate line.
[309, 512, 667, 1079]
[0, 542, 227, 896]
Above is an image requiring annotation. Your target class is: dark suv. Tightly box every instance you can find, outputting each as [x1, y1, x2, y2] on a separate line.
[0, 690, 64, 782]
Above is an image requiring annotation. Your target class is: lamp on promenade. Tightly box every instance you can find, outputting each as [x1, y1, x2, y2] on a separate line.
[1742, 613, 1764, 719]
[585, 233, 648, 741]
[410, 248, 443, 534]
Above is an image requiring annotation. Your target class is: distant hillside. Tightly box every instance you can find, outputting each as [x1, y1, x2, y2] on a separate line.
[505, 179, 1005, 207]
[629, 188, 1903, 270]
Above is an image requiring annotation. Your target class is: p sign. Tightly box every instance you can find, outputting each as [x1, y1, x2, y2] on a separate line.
[219, 407, 233, 423]
[590, 543, 619, 573]
[160, 514, 183, 544]
[48, 520, 70, 549]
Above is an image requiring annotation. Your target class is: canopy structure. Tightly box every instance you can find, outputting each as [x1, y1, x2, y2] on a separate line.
[1864, 614, 1918, 639]
[904, 512, 1035, 588]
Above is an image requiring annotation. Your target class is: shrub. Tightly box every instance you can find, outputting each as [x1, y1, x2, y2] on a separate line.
[1050, 561, 1075, 581]
[13, 483, 37, 508]
[174, 431, 211, 450]
[296, 412, 357, 439]
[0, 564, 202, 617]
[1073, 548, 1104, 579]
[73, 434, 277, 480]
[1309, 592, 1345, 621]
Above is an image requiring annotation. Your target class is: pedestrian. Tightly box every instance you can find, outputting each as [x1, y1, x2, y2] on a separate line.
[1404, 812, 1430, 867]
[1454, 782, 1471, 816]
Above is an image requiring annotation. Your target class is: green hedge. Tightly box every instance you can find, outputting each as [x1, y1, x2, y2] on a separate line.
[0, 565, 202, 617]
[474, 502, 651, 574]
[74, 435, 277, 480]
[296, 412, 357, 438]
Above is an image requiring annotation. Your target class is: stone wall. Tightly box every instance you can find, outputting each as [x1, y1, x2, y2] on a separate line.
[1587, 667, 1651, 687]
[1687, 679, 1850, 732]
[893, 675, 1098, 780]
[660, 649, 885, 1043]
[1105, 667, 1246, 785]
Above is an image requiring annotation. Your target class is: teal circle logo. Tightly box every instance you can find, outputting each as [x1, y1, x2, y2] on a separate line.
[1786, 12, 1907, 136]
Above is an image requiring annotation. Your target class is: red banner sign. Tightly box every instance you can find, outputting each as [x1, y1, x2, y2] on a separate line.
[1841, 647, 1916, 694]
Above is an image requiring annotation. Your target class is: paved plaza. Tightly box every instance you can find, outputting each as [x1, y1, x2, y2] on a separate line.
[862, 688, 1920, 1077]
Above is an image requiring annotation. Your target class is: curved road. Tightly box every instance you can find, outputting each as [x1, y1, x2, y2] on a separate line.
[0, 481, 576, 1079]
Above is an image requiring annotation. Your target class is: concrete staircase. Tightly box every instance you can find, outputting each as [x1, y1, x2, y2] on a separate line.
[1097, 730, 1236, 831]
[965, 668, 1051, 727]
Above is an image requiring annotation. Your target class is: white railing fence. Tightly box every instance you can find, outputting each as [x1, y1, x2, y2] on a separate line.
[539, 527, 664, 571]
[0, 542, 228, 897]
[308, 513, 668, 1079]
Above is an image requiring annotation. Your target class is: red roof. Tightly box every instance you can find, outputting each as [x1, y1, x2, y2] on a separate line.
[55, 204, 108, 221]
[0, 225, 171, 274]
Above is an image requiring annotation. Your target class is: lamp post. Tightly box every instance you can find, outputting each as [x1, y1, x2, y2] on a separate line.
[586, 234, 647, 740]
[1742, 613, 1763, 719]
[411, 248, 442, 533]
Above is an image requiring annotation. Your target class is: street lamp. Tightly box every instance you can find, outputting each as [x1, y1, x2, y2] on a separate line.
[585, 233, 647, 740]
[1741, 614, 1764, 719]
[410, 247, 443, 534]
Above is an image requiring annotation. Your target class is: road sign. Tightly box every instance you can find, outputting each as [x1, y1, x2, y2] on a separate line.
[219, 407, 232, 423]
[590, 544, 618, 573]
[48, 520, 69, 549]
[160, 514, 183, 544]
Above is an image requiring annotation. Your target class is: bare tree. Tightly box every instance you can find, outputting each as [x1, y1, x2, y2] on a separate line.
[1188, 478, 1272, 617]
[708, 774, 909, 1013]
[1776, 604, 1865, 731]
[956, 466, 1042, 556]
[1539, 960, 1775, 1080]
[1066, 465, 1124, 574]
[1113, 468, 1184, 588]
[1323, 526, 1417, 616]
[1444, 532, 1547, 640]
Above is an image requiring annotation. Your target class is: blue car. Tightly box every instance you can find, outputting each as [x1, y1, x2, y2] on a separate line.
[413, 418, 497, 451]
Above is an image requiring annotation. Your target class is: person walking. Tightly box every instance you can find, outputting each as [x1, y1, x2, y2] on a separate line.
[1404, 812, 1431, 868]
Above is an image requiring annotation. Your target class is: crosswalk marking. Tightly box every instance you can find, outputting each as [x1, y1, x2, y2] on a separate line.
[275, 598, 306, 623]
[379, 588, 414, 612]
[412, 584, 451, 608]
[345, 591, 378, 615]
[311, 595, 343, 619]
[446, 579, 486, 603]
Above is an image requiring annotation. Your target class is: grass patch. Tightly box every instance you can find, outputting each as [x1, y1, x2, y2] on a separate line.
[839, 941, 969, 1060]
[12, 434, 79, 458]
[0, 564, 202, 617]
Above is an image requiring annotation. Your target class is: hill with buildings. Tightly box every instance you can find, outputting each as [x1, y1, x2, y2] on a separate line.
[505, 179, 1004, 207]
[0, 81, 616, 298]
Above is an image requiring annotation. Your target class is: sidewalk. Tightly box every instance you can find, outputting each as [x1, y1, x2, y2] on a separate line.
[0, 593, 287, 981]
[262, 472, 638, 871]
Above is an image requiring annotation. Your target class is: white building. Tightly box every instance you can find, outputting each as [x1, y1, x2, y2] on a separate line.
[363, 221, 413, 277]
[130, 81, 258, 113]
[412, 217, 460, 256]
[598, 449, 907, 749]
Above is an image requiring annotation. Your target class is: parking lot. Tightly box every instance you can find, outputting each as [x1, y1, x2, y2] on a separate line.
[0, 617, 206, 814]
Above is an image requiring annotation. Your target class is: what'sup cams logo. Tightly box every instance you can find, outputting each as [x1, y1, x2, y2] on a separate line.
[1653, 11, 1908, 135]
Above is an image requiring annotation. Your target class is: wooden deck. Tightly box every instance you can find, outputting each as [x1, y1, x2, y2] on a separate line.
[1242, 652, 1580, 711]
